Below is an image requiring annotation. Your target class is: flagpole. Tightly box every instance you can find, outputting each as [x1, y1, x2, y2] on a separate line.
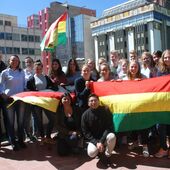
[62, 2, 72, 59]
[66, 4, 72, 59]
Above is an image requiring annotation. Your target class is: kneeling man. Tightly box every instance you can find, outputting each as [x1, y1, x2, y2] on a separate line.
[81, 94, 116, 162]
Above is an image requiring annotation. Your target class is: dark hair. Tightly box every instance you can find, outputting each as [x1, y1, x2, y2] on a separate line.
[9, 55, 22, 71]
[25, 56, 34, 63]
[88, 93, 99, 101]
[34, 59, 43, 67]
[153, 50, 162, 58]
[49, 58, 63, 76]
[66, 59, 80, 76]
[60, 92, 73, 105]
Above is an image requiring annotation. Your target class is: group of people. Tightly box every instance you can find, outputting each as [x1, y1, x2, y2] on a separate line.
[0, 48, 170, 164]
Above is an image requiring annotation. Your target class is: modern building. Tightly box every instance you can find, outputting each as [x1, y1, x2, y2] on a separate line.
[91, 0, 170, 64]
[27, 1, 96, 73]
[27, 14, 40, 29]
[0, 13, 41, 67]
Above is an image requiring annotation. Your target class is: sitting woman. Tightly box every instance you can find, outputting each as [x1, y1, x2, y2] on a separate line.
[56, 92, 82, 156]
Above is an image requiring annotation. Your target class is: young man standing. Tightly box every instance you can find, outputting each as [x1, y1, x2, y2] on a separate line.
[81, 94, 116, 165]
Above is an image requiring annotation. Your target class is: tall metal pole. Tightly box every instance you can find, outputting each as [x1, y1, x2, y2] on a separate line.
[63, 3, 72, 59]
[67, 5, 72, 59]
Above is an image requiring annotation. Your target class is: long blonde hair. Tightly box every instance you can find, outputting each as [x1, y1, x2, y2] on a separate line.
[158, 49, 170, 73]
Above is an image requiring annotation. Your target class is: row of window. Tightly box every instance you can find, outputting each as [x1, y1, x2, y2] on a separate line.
[0, 47, 41, 55]
[0, 32, 40, 42]
[0, 20, 11, 26]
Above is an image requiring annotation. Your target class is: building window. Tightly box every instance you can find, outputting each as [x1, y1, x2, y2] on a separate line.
[35, 49, 41, 55]
[29, 48, 35, 55]
[13, 47, 20, 54]
[6, 47, 13, 54]
[12, 33, 20, 41]
[137, 33, 140, 38]
[145, 37, 148, 44]
[29, 35, 34, 42]
[0, 32, 5, 39]
[35, 36, 40, 42]
[0, 47, 5, 54]
[5, 21, 11, 26]
[5, 33, 12, 40]
[0, 20, 3, 25]
[21, 34, 28, 41]
[22, 48, 28, 55]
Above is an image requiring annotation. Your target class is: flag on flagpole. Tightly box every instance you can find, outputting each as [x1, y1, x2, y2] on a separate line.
[40, 12, 67, 52]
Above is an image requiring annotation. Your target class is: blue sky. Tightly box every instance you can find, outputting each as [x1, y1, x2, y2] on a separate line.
[0, 0, 127, 26]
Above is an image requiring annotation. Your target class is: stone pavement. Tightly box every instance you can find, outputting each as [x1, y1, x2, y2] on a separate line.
[0, 139, 170, 170]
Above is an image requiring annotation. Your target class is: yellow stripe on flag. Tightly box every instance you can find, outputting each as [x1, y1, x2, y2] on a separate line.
[13, 96, 59, 112]
[100, 92, 170, 114]
[58, 21, 66, 33]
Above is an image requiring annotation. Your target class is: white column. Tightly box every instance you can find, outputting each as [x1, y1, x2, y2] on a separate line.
[148, 22, 162, 53]
[127, 29, 135, 53]
[108, 33, 115, 52]
[148, 22, 154, 53]
[94, 36, 99, 69]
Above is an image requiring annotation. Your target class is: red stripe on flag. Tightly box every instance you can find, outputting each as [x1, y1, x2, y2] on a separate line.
[13, 91, 75, 100]
[91, 75, 170, 96]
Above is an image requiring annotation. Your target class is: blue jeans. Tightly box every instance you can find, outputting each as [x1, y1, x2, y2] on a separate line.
[33, 106, 55, 138]
[6, 101, 25, 145]
[24, 103, 37, 137]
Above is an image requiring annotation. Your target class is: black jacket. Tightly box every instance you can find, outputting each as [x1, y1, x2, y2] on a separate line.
[74, 76, 91, 109]
[81, 106, 114, 145]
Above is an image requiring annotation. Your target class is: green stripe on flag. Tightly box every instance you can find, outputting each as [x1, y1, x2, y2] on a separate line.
[113, 111, 170, 132]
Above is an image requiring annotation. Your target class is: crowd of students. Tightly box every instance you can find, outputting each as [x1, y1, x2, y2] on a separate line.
[0, 49, 170, 163]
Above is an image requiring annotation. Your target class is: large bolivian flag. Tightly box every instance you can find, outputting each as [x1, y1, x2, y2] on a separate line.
[90, 75, 170, 132]
[40, 12, 67, 52]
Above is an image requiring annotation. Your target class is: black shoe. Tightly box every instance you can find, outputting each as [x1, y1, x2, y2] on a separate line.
[29, 135, 37, 142]
[12, 144, 20, 151]
[19, 142, 27, 149]
[99, 153, 111, 167]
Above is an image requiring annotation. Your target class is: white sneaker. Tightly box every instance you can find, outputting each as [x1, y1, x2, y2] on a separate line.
[143, 146, 149, 158]
[128, 141, 138, 150]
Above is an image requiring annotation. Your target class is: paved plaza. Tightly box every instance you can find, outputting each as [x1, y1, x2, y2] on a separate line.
[0, 139, 170, 170]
